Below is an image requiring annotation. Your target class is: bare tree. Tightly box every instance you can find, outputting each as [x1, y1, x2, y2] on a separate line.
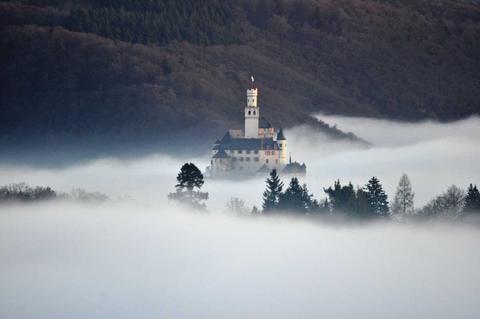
[392, 174, 415, 220]
[227, 197, 249, 216]
[421, 185, 465, 219]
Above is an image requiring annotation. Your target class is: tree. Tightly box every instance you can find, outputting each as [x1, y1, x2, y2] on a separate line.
[277, 177, 317, 214]
[168, 163, 208, 210]
[391, 174, 415, 219]
[227, 197, 249, 215]
[354, 188, 371, 219]
[463, 184, 480, 214]
[420, 185, 465, 219]
[324, 180, 356, 214]
[278, 177, 305, 213]
[262, 169, 284, 212]
[175, 162, 204, 192]
[364, 177, 389, 217]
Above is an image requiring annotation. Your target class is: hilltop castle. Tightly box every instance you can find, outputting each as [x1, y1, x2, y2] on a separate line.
[208, 77, 306, 178]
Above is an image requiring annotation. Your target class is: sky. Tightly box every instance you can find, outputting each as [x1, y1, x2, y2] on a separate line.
[1, 115, 480, 319]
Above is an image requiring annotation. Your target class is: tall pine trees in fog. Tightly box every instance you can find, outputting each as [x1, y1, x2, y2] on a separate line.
[364, 177, 389, 217]
[392, 174, 415, 219]
[463, 184, 480, 214]
[324, 180, 356, 214]
[262, 169, 283, 212]
[277, 177, 319, 214]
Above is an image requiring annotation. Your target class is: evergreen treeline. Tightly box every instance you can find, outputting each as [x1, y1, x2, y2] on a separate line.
[66, 0, 237, 45]
[259, 171, 480, 221]
[169, 163, 480, 221]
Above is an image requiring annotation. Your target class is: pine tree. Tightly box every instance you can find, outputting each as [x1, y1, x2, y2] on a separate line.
[175, 162, 204, 191]
[463, 184, 480, 214]
[278, 177, 306, 213]
[262, 169, 283, 212]
[354, 188, 371, 218]
[365, 177, 389, 217]
[391, 174, 415, 219]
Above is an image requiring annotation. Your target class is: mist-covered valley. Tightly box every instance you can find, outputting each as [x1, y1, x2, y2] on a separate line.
[1, 115, 480, 319]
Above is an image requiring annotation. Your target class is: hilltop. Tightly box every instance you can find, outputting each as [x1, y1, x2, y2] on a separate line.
[1, 0, 479, 154]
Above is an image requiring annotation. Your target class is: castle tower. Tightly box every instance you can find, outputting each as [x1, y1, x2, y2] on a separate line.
[277, 128, 288, 165]
[244, 76, 259, 138]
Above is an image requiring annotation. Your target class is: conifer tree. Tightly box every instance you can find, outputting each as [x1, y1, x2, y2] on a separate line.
[324, 180, 356, 214]
[168, 162, 208, 210]
[262, 169, 284, 212]
[365, 176, 389, 217]
[278, 177, 306, 213]
[391, 174, 415, 219]
[463, 184, 480, 214]
[354, 188, 371, 218]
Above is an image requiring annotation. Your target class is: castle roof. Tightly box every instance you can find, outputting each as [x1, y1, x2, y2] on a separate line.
[259, 117, 272, 129]
[213, 148, 229, 159]
[257, 164, 271, 173]
[277, 128, 286, 141]
[220, 132, 231, 144]
[282, 161, 306, 174]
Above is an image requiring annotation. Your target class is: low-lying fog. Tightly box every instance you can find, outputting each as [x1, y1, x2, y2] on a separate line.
[1, 115, 480, 318]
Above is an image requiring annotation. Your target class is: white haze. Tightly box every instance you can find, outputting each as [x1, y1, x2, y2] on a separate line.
[1, 115, 480, 318]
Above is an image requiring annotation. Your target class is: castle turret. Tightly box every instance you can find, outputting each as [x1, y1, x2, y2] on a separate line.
[277, 128, 287, 165]
[244, 76, 259, 138]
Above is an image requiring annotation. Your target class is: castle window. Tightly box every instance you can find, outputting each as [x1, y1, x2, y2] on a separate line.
[238, 150, 243, 154]
[266, 159, 269, 164]
[246, 150, 251, 154]
[248, 111, 251, 115]
[253, 111, 256, 115]
[240, 157, 244, 162]
[232, 157, 237, 161]
[254, 150, 258, 154]
[246, 157, 250, 162]
[254, 157, 259, 162]
[276, 160, 278, 164]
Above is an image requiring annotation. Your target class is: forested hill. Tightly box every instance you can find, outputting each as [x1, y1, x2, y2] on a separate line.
[1, 0, 479, 153]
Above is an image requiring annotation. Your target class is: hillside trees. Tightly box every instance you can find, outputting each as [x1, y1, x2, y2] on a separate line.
[65, 0, 237, 45]
[1, 0, 480, 154]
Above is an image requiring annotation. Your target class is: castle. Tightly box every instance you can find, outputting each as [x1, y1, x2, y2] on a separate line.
[208, 77, 306, 178]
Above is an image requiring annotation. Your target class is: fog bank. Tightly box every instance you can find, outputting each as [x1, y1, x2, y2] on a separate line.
[1, 203, 480, 319]
[1, 115, 480, 318]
